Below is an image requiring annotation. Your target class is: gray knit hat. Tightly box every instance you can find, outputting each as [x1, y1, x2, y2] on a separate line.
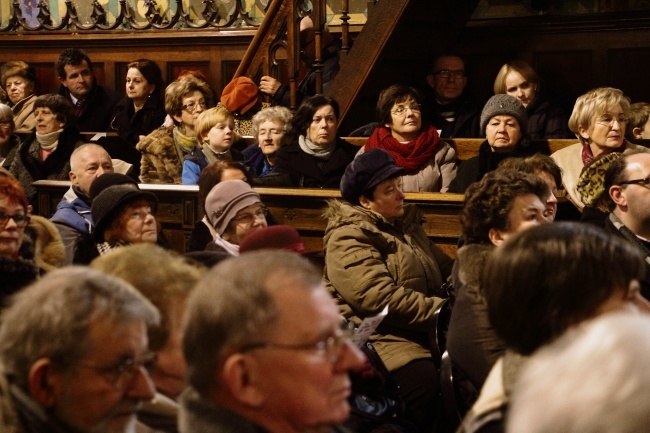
[480, 94, 528, 136]
[205, 180, 262, 236]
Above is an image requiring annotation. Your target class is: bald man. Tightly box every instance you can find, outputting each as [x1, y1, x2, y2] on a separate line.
[51, 143, 113, 264]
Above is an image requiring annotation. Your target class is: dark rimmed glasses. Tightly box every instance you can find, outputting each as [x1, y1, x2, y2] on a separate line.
[0, 212, 29, 228]
[619, 177, 650, 187]
[75, 351, 158, 389]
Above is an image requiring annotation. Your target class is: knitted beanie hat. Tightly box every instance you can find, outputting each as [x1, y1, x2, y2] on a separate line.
[204, 180, 262, 235]
[220, 77, 259, 115]
[480, 94, 528, 135]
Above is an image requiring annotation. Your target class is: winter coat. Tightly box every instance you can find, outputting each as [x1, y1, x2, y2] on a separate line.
[357, 141, 458, 192]
[457, 351, 526, 433]
[242, 143, 278, 178]
[449, 138, 549, 194]
[137, 126, 186, 184]
[271, 138, 357, 188]
[178, 386, 350, 433]
[11, 94, 37, 135]
[50, 186, 95, 265]
[424, 94, 481, 139]
[111, 93, 167, 147]
[446, 243, 504, 401]
[323, 200, 454, 372]
[0, 215, 65, 307]
[0, 134, 20, 169]
[8, 127, 84, 210]
[551, 141, 650, 210]
[525, 94, 572, 140]
[181, 146, 243, 185]
[58, 83, 118, 132]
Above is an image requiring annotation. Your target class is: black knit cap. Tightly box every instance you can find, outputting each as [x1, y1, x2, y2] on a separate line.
[340, 149, 405, 204]
[90, 176, 157, 242]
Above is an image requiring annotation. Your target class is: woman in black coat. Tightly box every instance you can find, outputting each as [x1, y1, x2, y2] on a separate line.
[110, 59, 166, 147]
[267, 95, 357, 188]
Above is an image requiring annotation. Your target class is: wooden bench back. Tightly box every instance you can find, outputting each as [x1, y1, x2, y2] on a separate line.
[342, 137, 579, 160]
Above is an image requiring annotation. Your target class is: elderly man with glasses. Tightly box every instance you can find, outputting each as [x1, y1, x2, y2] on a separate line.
[424, 54, 481, 138]
[180, 251, 366, 433]
[0, 266, 160, 433]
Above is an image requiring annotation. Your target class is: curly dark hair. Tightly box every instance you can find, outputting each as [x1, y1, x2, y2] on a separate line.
[460, 168, 549, 245]
[291, 95, 339, 137]
[485, 222, 644, 355]
[498, 153, 562, 189]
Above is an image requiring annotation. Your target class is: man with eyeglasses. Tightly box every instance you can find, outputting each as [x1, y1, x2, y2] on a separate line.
[0, 266, 160, 433]
[180, 250, 366, 433]
[424, 54, 481, 138]
[603, 151, 650, 299]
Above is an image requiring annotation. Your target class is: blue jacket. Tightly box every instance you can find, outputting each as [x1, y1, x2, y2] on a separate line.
[50, 187, 93, 234]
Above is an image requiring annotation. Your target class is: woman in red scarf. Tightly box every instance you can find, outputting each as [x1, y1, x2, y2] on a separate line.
[361, 84, 458, 192]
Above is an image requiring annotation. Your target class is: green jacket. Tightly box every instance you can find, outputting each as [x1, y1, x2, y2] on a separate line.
[323, 200, 453, 371]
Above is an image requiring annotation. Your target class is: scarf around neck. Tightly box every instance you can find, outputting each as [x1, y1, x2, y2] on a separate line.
[582, 141, 626, 166]
[36, 128, 63, 150]
[173, 127, 199, 156]
[202, 142, 231, 165]
[298, 135, 336, 160]
[365, 125, 440, 173]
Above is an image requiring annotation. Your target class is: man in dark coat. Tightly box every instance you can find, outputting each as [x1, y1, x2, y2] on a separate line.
[603, 151, 650, 299]
[424, 54, 481, 138]
[56, 48, 118, 132]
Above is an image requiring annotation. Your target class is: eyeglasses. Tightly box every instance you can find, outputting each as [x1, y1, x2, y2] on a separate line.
[596, 113, 627, 127]
[182, 100, 208, 113]
[241, 326, 355, 363]
[619, 177, 650, 187]
[432, 69, 466, 79]
[391, 103, 421, 117]
[0, 212, 29, 228]
[75, 351, 158, 389]
[231, 206, 268, 225]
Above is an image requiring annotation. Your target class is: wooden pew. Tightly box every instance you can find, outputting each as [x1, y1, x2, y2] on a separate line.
[32, 138, 580, 260]
[33, 181, 463, 258]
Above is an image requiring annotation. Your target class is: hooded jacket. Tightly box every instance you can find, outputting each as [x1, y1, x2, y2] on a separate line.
[323, 200, 453, 372]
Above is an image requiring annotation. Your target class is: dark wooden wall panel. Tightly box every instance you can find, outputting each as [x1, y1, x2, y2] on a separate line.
[609, 48, 650, 103]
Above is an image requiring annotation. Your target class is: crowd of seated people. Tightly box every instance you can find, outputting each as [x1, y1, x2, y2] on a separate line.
[4, 46, 650, 433]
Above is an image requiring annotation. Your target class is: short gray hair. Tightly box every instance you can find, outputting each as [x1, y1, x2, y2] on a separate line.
[183, 251, 320, 396]
[0, 267, 160, 389]
[508, 312, 650, 433]
[0, 103, 14, 130]
[69, 143, 111, 173]
[251, 105, 293, 137]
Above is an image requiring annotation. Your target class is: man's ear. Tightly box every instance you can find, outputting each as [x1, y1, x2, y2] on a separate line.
[59, 77, 68, 88]
[426, 74, 435, 89]
[610, 185, 627, 208]
[219, 353, 265, 408]
[633, 127, 643, 139]
[359, 195, 372, 210]
[28, 358, 64, 408]
[488, 228, 507, 246]
[69, 170, 78, 185]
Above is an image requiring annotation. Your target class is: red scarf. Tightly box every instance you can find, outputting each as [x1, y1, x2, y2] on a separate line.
[582, 141, 626, 166]
[365, 125, 440, 174]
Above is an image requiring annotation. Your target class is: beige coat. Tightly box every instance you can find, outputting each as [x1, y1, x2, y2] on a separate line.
[551, 141, 650, 210]
[12, 94, 37, 135]
[357, 141, 458, 192]
[323, 200, 453, 371]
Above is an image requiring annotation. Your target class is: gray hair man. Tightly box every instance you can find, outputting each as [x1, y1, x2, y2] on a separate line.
[0, 266, 160, 433]
[180, 251, 365, 433]
[50, 143, 114, 264]
[605, 151, 650, 299]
